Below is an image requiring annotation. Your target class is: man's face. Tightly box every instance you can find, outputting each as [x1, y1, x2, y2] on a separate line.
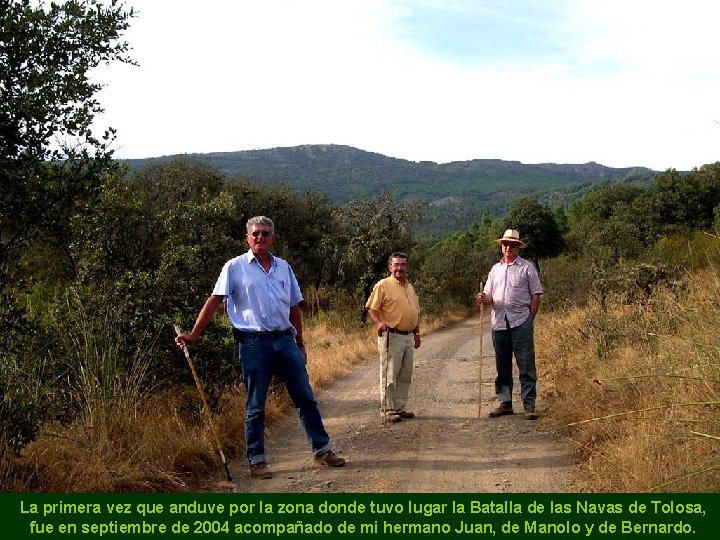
[389, 257, 409, 282]
[501, 241, 520, 261]
[246, 223, 275, 255]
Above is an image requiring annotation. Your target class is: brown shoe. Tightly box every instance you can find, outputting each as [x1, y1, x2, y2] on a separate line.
[398, 410, 415, 419]
[250, 462, 272, 479]
[385, 413, 402, 423]
[314, 450, 346, 467]
[488, 406, 514, 418]
[525, 407, 539, 420]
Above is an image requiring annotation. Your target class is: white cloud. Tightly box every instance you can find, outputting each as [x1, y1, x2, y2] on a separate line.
[92, 0, 720, 170]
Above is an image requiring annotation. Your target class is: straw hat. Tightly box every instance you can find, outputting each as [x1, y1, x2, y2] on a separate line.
[495, 229, 528, 248]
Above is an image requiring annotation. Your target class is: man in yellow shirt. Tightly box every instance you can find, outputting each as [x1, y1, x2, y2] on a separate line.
[365, 252, 421, 423]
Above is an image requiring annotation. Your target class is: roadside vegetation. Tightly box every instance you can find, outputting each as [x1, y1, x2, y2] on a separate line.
[539, 235, 720, 493]
[1, 0, 719, 493]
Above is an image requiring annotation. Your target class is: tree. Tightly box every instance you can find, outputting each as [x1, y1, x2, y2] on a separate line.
[322, 192, 420, 314]
[503, 198, 564, 273]
[0, 0, 135, 279]
[0, 0, 134, 455]
[653, 163, 720, 232]
[567, 183, 657, 263]
[416, 232, 489, 313]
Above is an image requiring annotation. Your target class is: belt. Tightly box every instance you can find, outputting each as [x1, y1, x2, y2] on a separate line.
[232, 328, 291, 339]
[388, 328, 413, 335]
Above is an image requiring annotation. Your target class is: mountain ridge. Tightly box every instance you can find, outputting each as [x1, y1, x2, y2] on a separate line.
[122, 144, 657, 233]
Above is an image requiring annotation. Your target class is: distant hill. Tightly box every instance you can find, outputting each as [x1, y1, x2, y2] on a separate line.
[122, 144, 657, 234]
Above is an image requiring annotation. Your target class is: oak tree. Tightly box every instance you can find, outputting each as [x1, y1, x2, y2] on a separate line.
[0, 0, 135, 279]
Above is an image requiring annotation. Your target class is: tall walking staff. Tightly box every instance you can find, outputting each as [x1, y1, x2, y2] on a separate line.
[477, 282, 484, 418]
[381, 328, 390, 424]
[174, 325, 233, 481]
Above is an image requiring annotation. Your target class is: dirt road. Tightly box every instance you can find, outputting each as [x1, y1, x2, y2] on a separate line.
[227, 312, 578, 493]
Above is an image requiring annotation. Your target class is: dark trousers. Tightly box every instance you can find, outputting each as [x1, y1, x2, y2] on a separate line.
[491, 315, 537, 410]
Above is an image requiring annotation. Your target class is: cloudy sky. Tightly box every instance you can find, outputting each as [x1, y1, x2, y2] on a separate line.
[93, 0, 720, 170]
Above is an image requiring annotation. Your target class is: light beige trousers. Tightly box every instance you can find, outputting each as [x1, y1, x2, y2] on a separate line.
[378, 332, 414, 414]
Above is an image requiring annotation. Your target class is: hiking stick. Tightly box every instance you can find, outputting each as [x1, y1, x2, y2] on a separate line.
[174, 325, 232, 482]
[381, 329, 390, 424]
[478, 282, 484, 418]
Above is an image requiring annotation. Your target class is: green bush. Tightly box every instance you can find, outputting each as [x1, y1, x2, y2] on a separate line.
[650, 230, 720, 272]
[0, 293, 56, 455]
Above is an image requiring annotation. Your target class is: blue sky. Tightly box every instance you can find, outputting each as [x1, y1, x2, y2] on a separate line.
[93, 0, 720, 170]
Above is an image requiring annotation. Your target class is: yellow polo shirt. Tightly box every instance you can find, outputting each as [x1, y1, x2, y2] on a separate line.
[365, 276, 420, 332]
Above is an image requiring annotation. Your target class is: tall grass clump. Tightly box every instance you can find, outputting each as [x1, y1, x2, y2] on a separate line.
[59, 291, 155, 426]
[2, 290, 218, 492]
[539, 263, 720, 492]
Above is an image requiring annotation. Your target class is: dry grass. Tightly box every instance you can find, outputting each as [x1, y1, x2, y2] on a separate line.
[6, 271, 718, 493]
[1, 309, 462, 492]
[23, 288, 718, 494]
[538, 266, 720, 492]
[2, 387, 229, 492]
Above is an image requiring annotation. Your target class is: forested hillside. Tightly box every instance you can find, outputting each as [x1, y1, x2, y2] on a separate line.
[123, 145, 657, 234]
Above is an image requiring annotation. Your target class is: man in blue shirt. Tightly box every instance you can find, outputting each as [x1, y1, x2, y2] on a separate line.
[176, 216, 346, 479]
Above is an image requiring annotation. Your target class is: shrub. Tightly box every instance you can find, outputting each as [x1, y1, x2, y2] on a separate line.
[0, 292, 56, 456]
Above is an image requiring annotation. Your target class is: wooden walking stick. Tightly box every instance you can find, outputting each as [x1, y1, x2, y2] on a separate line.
[174, 325, 233, 481]
[477, 282, 484, 418]
[381, 328, 390, 424]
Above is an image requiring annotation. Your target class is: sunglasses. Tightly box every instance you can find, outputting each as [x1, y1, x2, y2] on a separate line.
[501, 241, 519, 247]
[250, 230, 272, 238]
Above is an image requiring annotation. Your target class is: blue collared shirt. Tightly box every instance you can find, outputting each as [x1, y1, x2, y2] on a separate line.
[212, 249, 303, 332]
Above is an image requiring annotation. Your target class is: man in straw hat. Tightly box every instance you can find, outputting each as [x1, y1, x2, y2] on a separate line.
[476, 229, 543, 420]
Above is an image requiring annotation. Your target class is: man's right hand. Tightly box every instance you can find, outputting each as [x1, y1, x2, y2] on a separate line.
[175, 333, 196, 351]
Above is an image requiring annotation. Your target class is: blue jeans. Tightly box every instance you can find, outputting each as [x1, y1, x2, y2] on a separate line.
[237, 330, 330, 465]
[491, 315, 537, 411]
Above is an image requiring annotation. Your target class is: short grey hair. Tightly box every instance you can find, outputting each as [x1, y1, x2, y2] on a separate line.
[388, 251, 409, 266]
[246, 216, 275, 234]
